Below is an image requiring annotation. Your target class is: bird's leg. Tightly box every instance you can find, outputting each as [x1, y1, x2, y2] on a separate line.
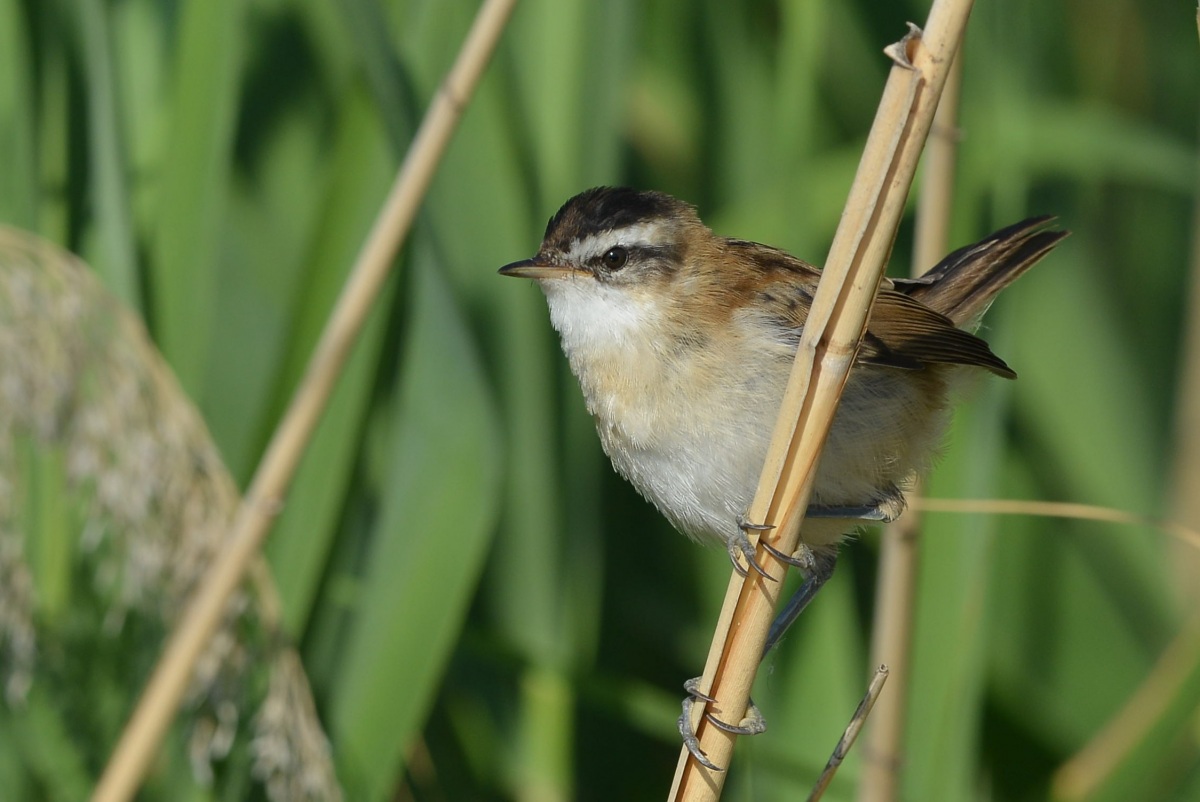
[678, 549, 838, 770]
[805, 504, 894, 521]
[763, 550, 838, 655]
[803, 483, 906, 525]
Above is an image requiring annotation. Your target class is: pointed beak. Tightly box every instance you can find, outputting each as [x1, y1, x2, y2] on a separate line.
[498, 257, 587, 280]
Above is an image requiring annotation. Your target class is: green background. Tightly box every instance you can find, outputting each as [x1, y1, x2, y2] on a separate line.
[1, 0, 1198, 799]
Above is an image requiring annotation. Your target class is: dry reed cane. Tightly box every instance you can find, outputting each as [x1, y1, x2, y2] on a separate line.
[808, 666, 891, 802]
[669, 2, 976, 799]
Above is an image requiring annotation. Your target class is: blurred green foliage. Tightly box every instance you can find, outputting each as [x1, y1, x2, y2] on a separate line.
[1, 0, 1198, 800]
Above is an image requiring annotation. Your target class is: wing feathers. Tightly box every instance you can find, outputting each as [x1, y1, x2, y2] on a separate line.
[722, 217, 1067, 379]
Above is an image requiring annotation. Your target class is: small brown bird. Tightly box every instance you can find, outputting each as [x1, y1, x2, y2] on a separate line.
[500, 186, 1065, 766]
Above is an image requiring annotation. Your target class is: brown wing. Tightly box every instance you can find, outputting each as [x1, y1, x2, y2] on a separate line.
[724, 237, 1017, 378]
[869, 217, 1068, 376]
[861, 290, 1016, 378]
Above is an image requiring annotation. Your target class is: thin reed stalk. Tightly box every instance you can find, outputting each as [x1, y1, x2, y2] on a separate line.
[89, 2, 519, 799]
[809, 666, 890, 802]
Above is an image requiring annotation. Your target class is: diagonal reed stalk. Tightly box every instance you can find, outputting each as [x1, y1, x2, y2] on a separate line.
[669, 2, 975, 799]
[89, 1, 519, 799]
[856, 47, 963, 802]
[809, 665, 890, 802]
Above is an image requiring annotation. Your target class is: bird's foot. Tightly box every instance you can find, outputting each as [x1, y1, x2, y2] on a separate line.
[760, 538, 818, 570]
[730, 487, 904, 575]
[678, 677, 767, 772]
[726, 517, 776, 579]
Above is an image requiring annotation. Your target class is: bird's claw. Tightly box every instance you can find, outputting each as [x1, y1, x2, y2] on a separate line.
[760, 538, 818, 571]
[737, 516, 775, 533]
[683, 676, 716, 703]
[705, 703, 767, 737]
[679, 695, 723, 771]
[678, 677, 767, 771]
[727, 517, 777, 579]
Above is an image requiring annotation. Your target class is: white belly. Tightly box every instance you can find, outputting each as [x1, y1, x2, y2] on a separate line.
[595, 361, 945, 548]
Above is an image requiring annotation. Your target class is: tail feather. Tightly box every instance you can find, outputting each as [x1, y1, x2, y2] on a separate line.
[895, 217, 1069, 328]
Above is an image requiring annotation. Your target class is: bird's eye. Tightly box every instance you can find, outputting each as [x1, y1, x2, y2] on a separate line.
[601, 246, 628, 271]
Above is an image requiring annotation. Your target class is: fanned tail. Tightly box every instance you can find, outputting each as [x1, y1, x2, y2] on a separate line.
[895, 216, 1069, 328]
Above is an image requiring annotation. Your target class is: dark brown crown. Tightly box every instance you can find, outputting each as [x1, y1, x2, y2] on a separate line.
[540, 187, 697, 251]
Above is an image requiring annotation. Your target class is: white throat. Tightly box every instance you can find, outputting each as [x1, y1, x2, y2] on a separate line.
[540, 278, 660, 359]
